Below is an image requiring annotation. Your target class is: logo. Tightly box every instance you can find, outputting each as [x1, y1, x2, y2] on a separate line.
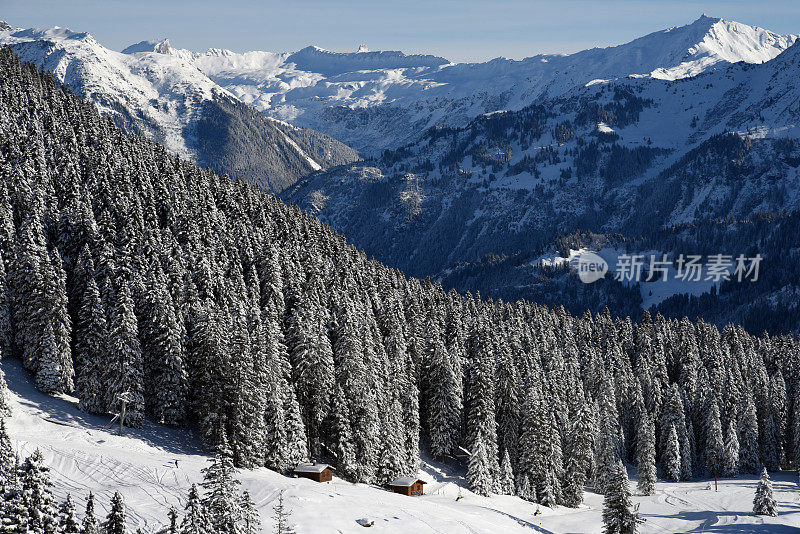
[573, 251, 608, 284]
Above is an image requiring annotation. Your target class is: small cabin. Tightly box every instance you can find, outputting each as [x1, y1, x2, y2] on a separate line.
[388, 477, 427, 496]
[293, 463, 334, 483]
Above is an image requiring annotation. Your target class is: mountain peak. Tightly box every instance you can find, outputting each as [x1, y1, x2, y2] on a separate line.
[694, 13, 720, 24]
[122, 38, 172, 55]
[639, 15, 799, 80]
[0, 21, 11, 32]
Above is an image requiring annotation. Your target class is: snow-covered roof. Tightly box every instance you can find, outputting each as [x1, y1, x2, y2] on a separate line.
[389, 477, 426, 487]
[293, 463, 333, 474]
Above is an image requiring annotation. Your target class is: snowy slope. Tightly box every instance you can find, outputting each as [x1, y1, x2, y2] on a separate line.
[138, 15, 797, 152]
[5, 357, 800, 533]
[0, 22, 359, 192]
[0, 24, 221, 158]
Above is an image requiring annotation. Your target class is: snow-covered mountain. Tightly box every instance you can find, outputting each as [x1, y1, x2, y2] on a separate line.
[138, 15, 797, 152]
[0, 22, 358, 192]
[282, 38, 800, 321]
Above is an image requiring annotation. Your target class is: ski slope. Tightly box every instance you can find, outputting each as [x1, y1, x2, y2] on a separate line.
[4, 357, 800, 533]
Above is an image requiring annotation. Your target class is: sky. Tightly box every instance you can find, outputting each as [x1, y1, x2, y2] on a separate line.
[2, 0, 800, 62]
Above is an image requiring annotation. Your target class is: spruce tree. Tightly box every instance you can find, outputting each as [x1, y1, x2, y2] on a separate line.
[753, 467, 777, 516]
[20, 449, 59, 534]
[238, 491, 260, 534]
[165, 506, 179, 534]
[426, 338, 461, 458]
[74, 276, 109, 415]
[60, 494, 81, 534]
[662, 424, 681, 482]
[271, 491, 295, 534]
[200, 433, 241, 534]
[0, 419, 14, 489]
[562, 402, 595, 507]
[636, 413, 657, 496]
[739, 395, 760, 474]
[105, 280, 145, 427]
[704, 400, 724, 478]
[499, 449, 515, 495]
[179, 484, 209, 534]
[82, 492, 101, 534]
[602, 461, 642, 534]
[722, 422, 740, 478]
[467, 437, 493, 497]
[105, 492, 127, 534]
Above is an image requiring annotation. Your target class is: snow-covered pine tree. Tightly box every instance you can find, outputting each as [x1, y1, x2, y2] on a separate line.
[47, 248, 73, 392]
[287, 291, 333, 460]
[426, 336, 461, 459]
[660, 385, 692, 481]
[238, 490, 260, 534]
[499, 449, 515, 495]
[105, 491, 127, 534]
[262, 305, 289, 473]
[74, 274, 108, 415]
[704, 399, 724, 478]
[753, 467, 777, 516]
[662, 423, 681, 482]
[636, 413, 657, 496]
[0, 483, 29, 533]
[601, 460, 642, 534]
[81, 491, 101, 534]
[105, 279, 145, 427]
[516, 472, 536, 503]
[271, 491, 295, 534]
[376, 388, 408, 484]
[21, 449, 59, 534]
[465, 324, 499, 494]
[165, 506, 179, 534]
[59, 493, 80, 533]
[282, 386, 309, 470]
[226, 297, 267, 468]
[0, 250, 12, 365]
[467, 435, 494, 497]
[495, 351, 521, 466]
[722, 421, 740, 477]
[739, 394, 760, 474]
[140, 261, 186, 426]
[180, 484, 210, 534]
[596, 388, 621, 494]
[0, 419, 14, 490]
[562, 401, 595, 507]
[200, 432, 241, 534]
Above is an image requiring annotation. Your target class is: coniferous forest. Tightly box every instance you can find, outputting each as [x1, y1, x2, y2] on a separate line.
[1, 43, 800, 523]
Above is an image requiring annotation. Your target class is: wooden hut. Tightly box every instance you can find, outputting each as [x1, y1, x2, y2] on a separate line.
[388, 477, 427, 496]
[293, 463, 334, 483]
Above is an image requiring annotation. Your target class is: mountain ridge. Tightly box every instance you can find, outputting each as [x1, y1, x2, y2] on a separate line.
[120, 14, 799, 152]
[0, 21, 359, 192]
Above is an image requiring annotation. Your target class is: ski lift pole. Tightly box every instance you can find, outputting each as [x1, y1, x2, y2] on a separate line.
[117, 391, 132, 436]
[711, 450, 718, 491]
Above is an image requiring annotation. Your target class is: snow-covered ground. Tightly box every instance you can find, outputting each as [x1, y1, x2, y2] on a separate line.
[4, 357, 800, 533]
[537, 248, 718, 309]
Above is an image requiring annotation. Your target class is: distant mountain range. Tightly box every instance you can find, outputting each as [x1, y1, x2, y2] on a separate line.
[114, 15, 797, 153]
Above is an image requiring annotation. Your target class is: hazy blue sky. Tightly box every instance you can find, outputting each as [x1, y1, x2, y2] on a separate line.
[2, 0, 800, 62]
